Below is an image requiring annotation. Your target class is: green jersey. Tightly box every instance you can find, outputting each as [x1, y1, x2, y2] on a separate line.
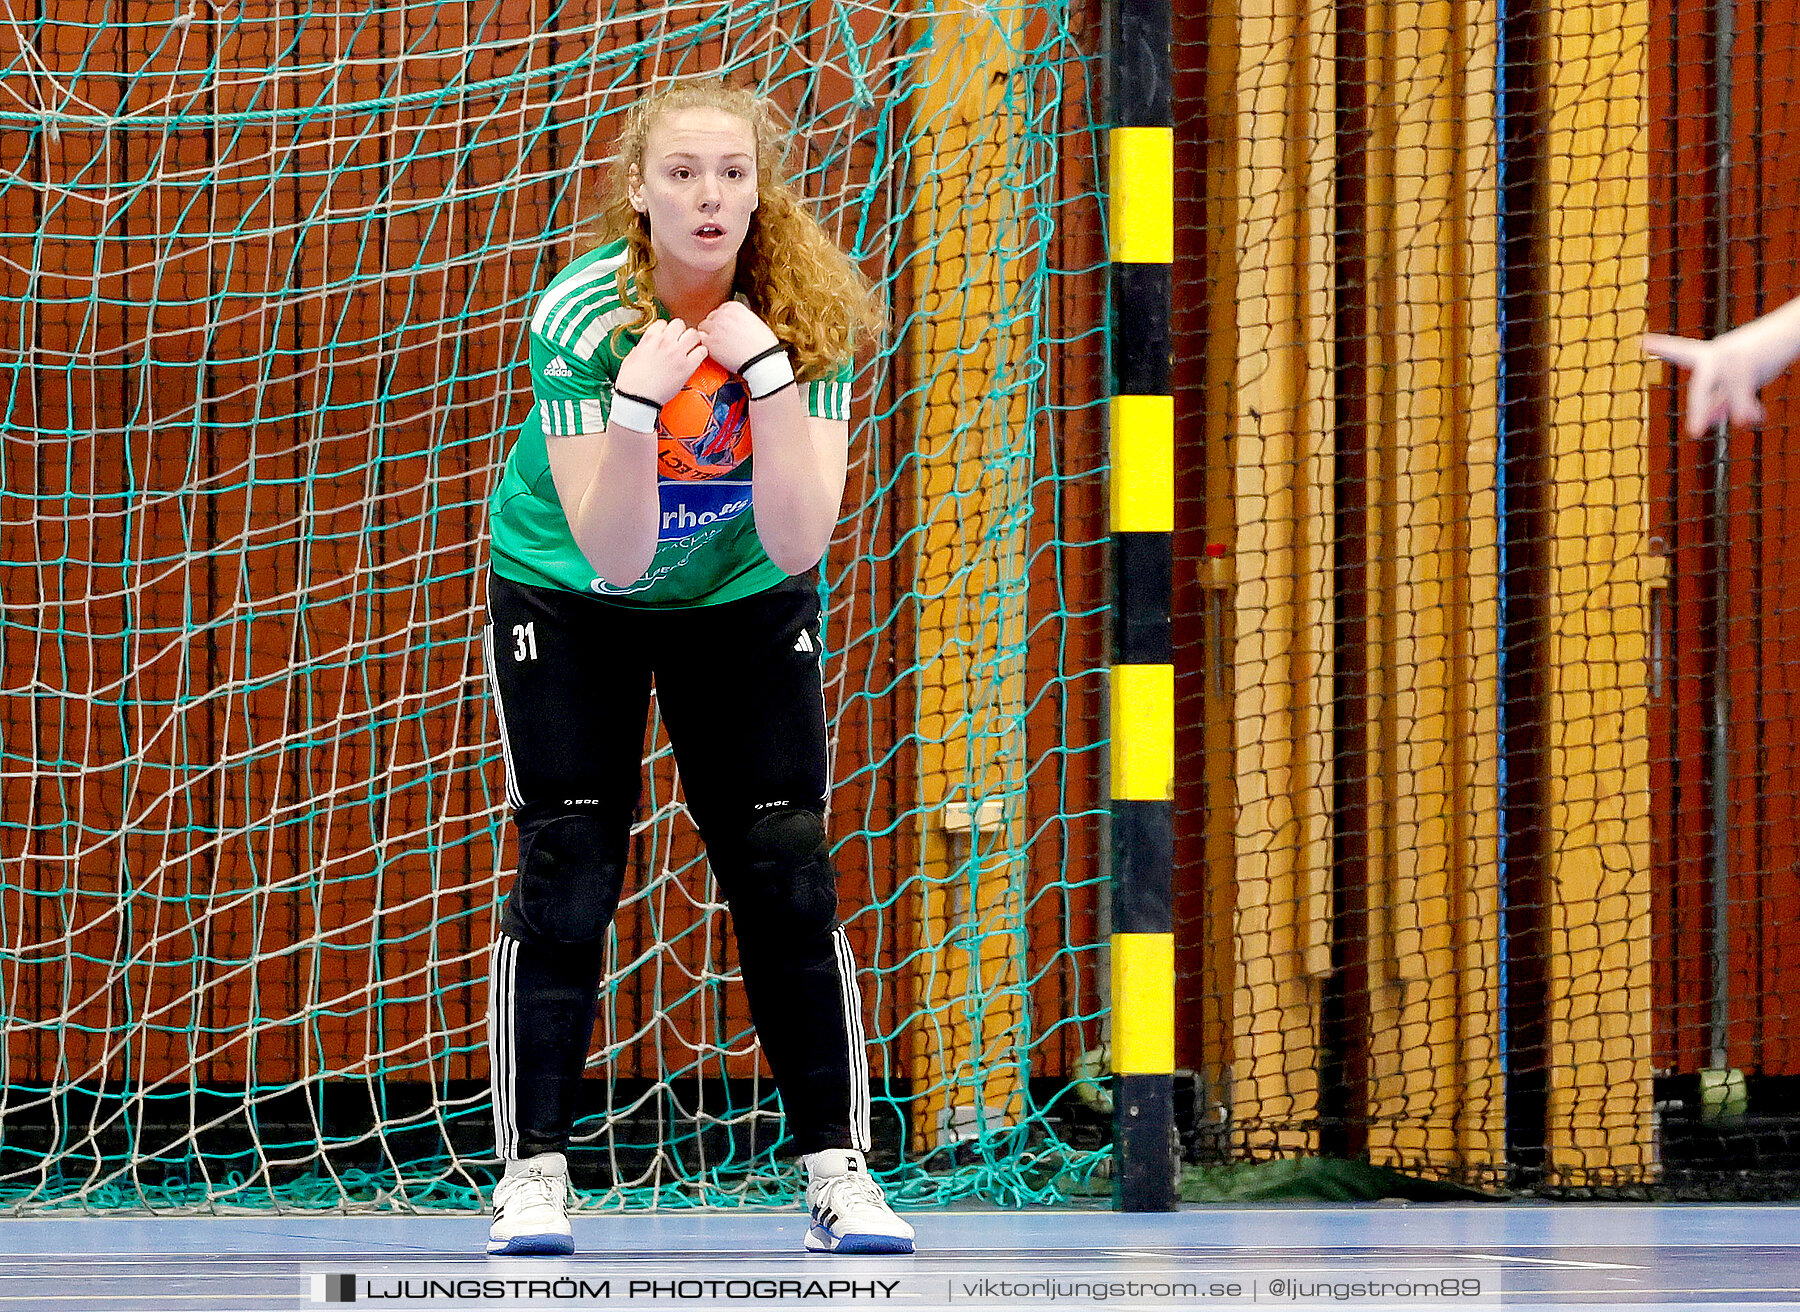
[488, 240, 854, 607]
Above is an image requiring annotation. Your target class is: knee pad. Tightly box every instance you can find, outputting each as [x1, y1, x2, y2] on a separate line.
[501, 813, 627, 947]
[729, 807, 838, 941]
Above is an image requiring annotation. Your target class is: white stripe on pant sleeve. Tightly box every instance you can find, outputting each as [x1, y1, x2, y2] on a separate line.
[483, 624, 525, 810]
[490, 934, 519, 1160]
[832, 926, 872, 1152]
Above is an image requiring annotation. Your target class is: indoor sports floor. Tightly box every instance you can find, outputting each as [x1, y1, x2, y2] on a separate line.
[0, 1204, 1796, 1310]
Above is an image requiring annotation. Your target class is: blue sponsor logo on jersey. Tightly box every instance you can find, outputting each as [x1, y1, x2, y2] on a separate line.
[657, 479, 752, 541]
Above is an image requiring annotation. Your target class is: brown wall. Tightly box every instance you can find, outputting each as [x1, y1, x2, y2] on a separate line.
[0, 1, 1106, 1104]
[1649, 1, 1800, 1079]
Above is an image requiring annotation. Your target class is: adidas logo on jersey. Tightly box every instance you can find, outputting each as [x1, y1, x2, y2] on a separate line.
[794, 629, 816, 654]
[543, 356, 574, 379]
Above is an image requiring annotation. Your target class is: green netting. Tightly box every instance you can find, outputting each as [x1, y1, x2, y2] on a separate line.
[0, 1, 1110, 1212]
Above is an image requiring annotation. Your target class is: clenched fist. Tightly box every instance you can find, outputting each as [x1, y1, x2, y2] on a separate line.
[616, 318, 709, 403]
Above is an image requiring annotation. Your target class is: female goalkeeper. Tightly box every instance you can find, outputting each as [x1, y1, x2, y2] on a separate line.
[480, 77, 908, 1257]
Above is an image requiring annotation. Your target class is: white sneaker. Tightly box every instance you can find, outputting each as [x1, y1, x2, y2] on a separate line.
[488, 1153, 574, 1255]
[802, 1149, 915, 1254]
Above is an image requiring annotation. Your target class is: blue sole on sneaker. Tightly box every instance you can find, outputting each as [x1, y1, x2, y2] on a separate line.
[487, 1233, 575, 1256]
[805, 1226, 914, 1255]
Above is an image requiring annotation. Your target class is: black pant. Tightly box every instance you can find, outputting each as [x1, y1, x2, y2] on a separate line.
[483, 570, 871, 1160]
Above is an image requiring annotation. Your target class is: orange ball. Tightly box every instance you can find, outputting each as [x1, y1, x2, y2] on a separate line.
[656, 359, 751, 482]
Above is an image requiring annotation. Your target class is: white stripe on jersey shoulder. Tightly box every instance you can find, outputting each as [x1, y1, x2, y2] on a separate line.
[531, 249, 630, 345]
[572, 305, 637, 360]
[530, 247, 627, 334]
[546, 292, 634, 360]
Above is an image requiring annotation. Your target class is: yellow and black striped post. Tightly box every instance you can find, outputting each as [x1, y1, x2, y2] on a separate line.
[1108, 0, 1176, 1213]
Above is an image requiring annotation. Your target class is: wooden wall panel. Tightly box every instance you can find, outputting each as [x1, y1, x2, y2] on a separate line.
[115, 0, 221, 1096]
[191, 0, 302, 1092]
[1180, 0, 1644, 1184]
[1171, 0, 1243, 1105]
[1023, 0, 1108, 1085]
[1229, 0, 1336, 1156]
[806, 0, 923, 1099]
[1723, 14, 1800, 1073]
[903, 0, 1036, 1149]
[443, 0, 556, 1088]
[32, 0, 130, 1094]
[1540, 0, 1654, 1183]
[0, 3, 47, 1092]
[1356, 0, 1503, 1180]
[1646, 0, 1719, 1083]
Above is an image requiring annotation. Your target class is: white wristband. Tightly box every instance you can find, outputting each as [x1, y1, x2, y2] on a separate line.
[740, 346, 796, 400]
[608, 390, 661, 434]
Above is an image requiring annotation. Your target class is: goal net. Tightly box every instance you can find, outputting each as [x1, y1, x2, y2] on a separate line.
[0, 0, 1110, 1210]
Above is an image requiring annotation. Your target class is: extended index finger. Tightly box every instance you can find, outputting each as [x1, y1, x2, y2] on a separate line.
[1643, 332, 1705, 369]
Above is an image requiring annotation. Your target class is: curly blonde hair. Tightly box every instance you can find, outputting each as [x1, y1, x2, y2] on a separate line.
[582, 77, 884, 381]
